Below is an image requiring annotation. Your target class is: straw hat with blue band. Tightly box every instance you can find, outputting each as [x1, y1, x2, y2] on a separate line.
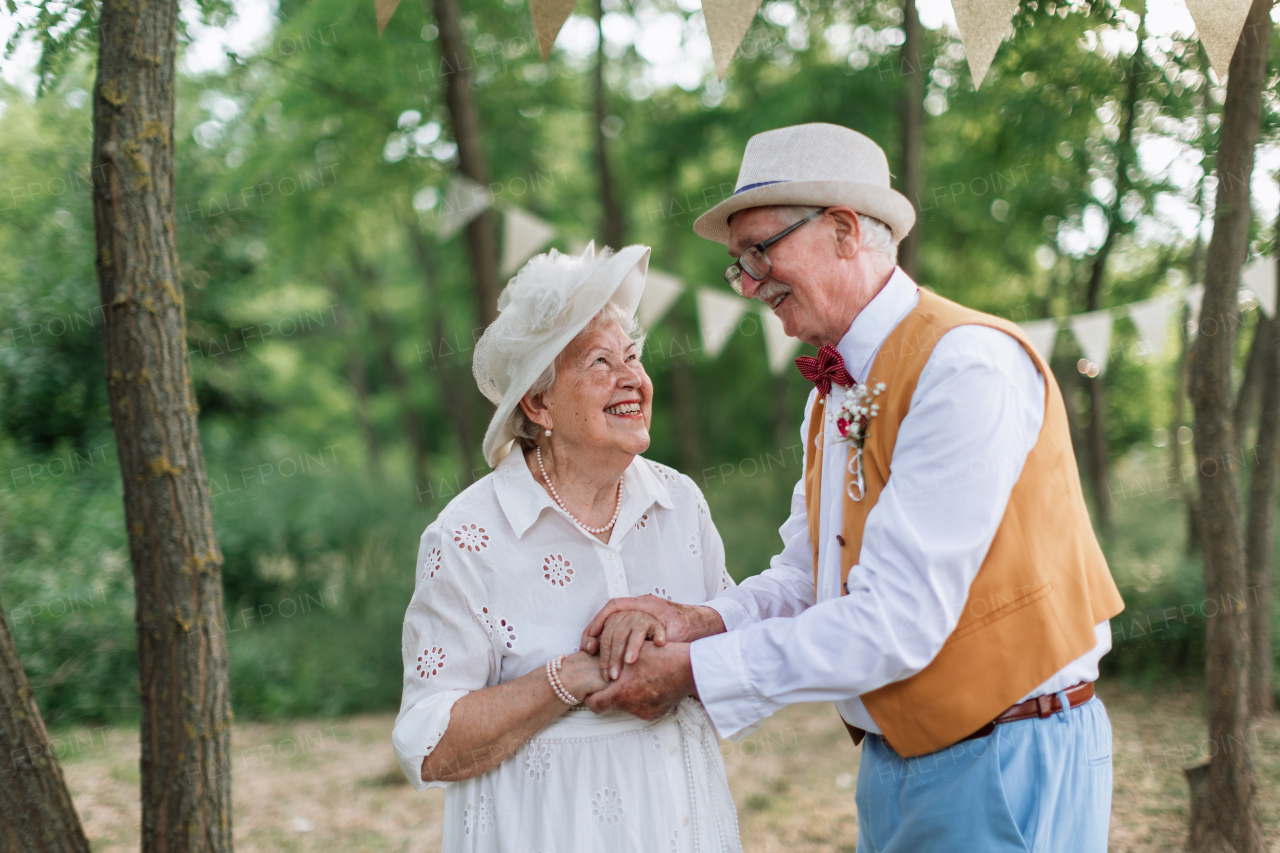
[472, 242, 652, 468]
[692, 123, 917, 246]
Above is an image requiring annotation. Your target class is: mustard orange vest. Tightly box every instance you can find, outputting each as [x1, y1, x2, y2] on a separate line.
[804, 289, 1124, 757]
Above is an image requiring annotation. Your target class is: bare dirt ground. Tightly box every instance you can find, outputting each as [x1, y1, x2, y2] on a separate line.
[59, 681, 1280, 852]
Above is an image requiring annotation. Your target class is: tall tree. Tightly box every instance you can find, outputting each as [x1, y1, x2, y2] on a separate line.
[431, 0, 501, 327]
[1184, 1, 1273, 850]
[1077, 10, 1146, 538]
[1245, 310, 1278, 718]
[897, 0, 924, 278]
[1245, 194, 1280, 717]
[594, 0, 624, 248]
[0, 600, 91, 853]
[92, 0, 233, 848]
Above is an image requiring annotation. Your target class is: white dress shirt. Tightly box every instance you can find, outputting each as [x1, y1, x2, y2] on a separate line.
[693, 267, 1111, 740]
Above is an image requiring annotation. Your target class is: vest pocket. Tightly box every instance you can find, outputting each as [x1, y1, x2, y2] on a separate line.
[945, 581, 1054, 646]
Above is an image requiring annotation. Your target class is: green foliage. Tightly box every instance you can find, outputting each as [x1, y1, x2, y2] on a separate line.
[1, 0, 1278, 724]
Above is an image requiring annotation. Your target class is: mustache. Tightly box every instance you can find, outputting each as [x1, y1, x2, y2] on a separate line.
[756, 281, 792, 304]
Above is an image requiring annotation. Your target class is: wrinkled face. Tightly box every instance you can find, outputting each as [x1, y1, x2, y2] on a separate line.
[540, 321, 652, 458]
[727, 206, 856, 347]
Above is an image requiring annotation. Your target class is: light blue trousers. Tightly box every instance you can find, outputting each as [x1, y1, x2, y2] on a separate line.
[855, 696, 1113, 852]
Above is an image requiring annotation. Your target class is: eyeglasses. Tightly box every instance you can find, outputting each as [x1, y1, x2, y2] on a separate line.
[723, 208, 827, 295]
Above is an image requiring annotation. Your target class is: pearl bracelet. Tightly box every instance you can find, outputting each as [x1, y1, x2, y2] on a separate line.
[546, 654, 580, 706]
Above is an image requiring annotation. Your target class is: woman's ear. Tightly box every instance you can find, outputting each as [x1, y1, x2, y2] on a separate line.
[520, 392, 551, 432]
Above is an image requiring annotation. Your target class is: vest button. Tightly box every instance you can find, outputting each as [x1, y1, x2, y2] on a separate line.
[836, 534, 846, 547]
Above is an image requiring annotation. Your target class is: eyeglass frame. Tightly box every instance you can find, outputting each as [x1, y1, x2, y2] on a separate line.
[723, 207, 828, 295]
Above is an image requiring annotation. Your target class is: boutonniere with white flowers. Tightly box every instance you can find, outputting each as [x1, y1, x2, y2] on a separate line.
[832, 380, 886, 501]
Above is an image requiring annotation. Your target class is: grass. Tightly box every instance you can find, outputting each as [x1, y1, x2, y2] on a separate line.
[58, 681, 1280, 852]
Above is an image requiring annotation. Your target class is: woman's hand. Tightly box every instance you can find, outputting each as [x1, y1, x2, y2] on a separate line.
[557, 651, 612, 703]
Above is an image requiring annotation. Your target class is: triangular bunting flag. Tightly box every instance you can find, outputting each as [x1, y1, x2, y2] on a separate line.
[1128, 296, 1172, 358]
[696, 289, 748, 358]
[704, 0, 764, 80]
[1241, 256, 1276, 318]
[500, 207, 557, 275]
[375, 0, 402, 36]
[950, 0, 1020, 89]
[437, 175, 493, 240]
[1016, 318, 1058, 362]
[638, 269, 684, 328]
[529, 0, 580, 60]
[1068, 310, 1114, 375]
[760, 308, 801, 375]
[1184, 0, 1253, 81]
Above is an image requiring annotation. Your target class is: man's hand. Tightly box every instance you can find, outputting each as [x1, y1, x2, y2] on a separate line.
[585, 641, 695, 721]
[595, 609, 666, 682]
[581, 595, 726, 664]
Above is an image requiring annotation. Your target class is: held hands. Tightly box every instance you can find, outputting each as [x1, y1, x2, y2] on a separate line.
[584, 640, 696, 721]
[572, 596, 728, 720]
[580, 595, 726, 683]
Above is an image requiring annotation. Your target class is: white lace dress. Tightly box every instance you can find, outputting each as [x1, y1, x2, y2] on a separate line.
[392, 449, 742, 853]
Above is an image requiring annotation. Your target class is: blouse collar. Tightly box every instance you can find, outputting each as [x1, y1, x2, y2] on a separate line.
[835, 265, 920, 384]
[492, 446, 675, 540]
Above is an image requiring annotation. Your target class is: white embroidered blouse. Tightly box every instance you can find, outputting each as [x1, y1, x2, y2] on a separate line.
[392, 446, 735, 791]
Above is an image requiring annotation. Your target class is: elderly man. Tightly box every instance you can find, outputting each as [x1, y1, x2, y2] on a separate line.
[583, 123, 1125, 852]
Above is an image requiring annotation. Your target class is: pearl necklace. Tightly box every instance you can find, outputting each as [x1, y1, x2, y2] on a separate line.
[536, 446, 623, 534]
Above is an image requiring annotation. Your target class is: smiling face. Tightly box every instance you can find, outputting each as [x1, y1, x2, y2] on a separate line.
[727, 206, 888, 348]
[524, 319, 653, 461]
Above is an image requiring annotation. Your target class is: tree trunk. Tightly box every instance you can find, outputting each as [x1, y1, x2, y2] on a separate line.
[1245, 310, 1277, 717]
[594, 0, 624, 249]
[91, 2, 233, 850]
[348, 254, 433, 489]
[1234, 313, 1265, 452]
[432, 0, 501, 325]
[407, 224, 481, 471]
[1185, 1, 1272, 850]
[1172, 300, 1202, 552]
[897, 0, 923, 279]
[1077, 14, 1144, 538]
[0, 599, 91, 853]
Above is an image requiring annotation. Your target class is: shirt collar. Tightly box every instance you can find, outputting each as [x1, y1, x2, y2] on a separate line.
[492, 447, 675, 539]
[835, 266, 920, 383]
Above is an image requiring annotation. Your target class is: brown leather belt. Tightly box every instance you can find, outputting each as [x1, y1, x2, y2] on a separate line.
[865, 681, 1095, 756]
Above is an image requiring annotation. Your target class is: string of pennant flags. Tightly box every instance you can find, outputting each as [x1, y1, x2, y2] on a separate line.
[377, 0, 1255, 88]
[435, 170, 1276, 378]
[1016, 256, 1275, 376]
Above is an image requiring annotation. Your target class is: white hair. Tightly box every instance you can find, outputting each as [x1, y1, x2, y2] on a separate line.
[508, 302, 646, 446]
[771, 205, 898, 265]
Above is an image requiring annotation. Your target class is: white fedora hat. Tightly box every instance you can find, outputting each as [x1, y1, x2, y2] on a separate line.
[473, 242, 651, 468]
[693, 123, 916, 245]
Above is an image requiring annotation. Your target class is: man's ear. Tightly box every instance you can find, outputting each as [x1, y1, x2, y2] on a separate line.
[828, 207, 862, 259]
[519, 392, 551, 432]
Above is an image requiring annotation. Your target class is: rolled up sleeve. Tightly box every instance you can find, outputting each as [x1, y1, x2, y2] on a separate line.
[391, 527, 497, 791]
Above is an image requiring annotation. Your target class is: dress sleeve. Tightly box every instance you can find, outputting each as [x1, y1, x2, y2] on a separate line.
[391, 525, 498, 791]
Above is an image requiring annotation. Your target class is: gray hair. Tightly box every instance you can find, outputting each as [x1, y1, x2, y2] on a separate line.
[772, 205, 898, 265]
[509, 302, 647, 446]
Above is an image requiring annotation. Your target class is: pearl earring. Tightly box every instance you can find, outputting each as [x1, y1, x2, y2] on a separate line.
[545, 428, 552, 436]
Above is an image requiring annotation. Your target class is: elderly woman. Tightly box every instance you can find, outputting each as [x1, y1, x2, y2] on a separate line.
[392, 244, 742, 852]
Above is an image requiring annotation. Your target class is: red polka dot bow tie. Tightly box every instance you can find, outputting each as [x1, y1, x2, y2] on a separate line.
[795, 344, 855, 396]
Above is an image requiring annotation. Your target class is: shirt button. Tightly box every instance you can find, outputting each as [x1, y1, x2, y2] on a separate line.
[836, 534, 846, 547]
[604, 552, 614, 560]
